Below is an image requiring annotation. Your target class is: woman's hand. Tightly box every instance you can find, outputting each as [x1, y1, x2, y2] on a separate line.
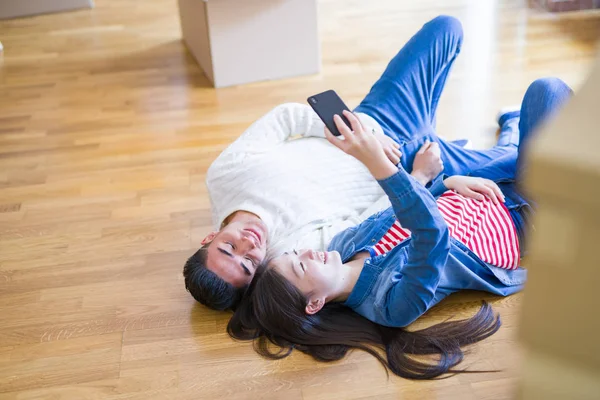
[325, 110, 398, 180]
[373, 130, 402, 165]
[411, 140, 444, 185]
[324, 116, 402, 165]
[444, 176, 505, 204]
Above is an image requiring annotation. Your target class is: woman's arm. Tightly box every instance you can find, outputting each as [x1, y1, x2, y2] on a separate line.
[326, 111, 450, 327]
[376, 169, 450, 327]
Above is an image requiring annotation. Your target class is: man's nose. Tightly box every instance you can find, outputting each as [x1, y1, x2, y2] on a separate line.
[239, 235, 256, 251]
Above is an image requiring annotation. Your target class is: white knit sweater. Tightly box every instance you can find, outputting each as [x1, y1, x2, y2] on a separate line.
[206, 103, 391, 258]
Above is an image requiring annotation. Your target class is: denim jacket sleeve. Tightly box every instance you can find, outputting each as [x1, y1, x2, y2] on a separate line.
[426, 174, 450, 198]
[376, 168, 451, 327]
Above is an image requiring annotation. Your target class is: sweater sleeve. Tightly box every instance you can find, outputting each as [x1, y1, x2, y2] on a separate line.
[375, 168, 451, 328]
[205, 103, 325, 226]
[218, 103, 326, 157]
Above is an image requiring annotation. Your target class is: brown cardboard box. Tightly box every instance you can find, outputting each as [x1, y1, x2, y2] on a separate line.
[519, 349, 600, 399]
[0, 0, 93, 20]
[518, 53, 600, 398]
[177, 0, 320, 88]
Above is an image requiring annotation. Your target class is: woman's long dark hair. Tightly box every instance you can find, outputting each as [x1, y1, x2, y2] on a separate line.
[228, 266, 502, 380]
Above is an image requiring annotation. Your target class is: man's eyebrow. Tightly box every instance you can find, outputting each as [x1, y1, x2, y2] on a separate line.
[218, 248, 233, 258]
[218, 248, 251, 276]
[240, 263, 252, 276]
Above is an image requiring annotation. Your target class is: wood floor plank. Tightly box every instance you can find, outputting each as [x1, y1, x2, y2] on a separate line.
[0, 333, 122, 393]
[0, 0, 598, 398]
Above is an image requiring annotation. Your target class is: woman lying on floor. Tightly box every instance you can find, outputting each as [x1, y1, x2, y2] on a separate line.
[226, 73, 572, 379]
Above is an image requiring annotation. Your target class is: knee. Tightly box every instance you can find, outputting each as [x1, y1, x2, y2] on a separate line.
[526, 77, 573, 100]
[426, 15, 463, 40]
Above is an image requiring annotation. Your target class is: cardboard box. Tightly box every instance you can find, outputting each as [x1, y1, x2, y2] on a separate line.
[518, 349, 600, 400]
[518, 54, 600, 398]
[0, 0, 94, 20]
[177, 0, 321, 88]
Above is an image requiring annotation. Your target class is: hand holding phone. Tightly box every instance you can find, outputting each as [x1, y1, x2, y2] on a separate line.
[307, 89, 402, 167]
[325, 110, 398, 180]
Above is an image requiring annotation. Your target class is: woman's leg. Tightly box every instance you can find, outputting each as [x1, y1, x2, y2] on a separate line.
[470, 78, 573, 182]
[355, 15, 517, 176]
[466, 117, 521, 181]
[516, 77, 573, 178]
[355, 15, 463, 144]
[452, 78, 572, 183]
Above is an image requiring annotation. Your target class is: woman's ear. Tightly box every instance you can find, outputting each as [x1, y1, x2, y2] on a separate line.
[201, 231, 218, 245]
[305, 297, 325, 315]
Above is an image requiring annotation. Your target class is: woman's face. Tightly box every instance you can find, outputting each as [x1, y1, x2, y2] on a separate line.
[269, 249, 343, 299]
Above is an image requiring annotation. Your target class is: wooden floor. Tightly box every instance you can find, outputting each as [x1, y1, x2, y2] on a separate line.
[0, 1, 598, 399]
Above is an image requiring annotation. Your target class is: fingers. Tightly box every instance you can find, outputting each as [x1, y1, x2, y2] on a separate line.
[428, 142, 441, 157]
[385, 135, 401, 149]
[324, 126, 337, 143]
[324, 126, 347, 151]
[333, 114, 355, 143]
[476, 184, 498, 204]
[417, 139, 431, 154]
[385, 148, 400, 165]
[464, 188, 485, 201]
[343, 110, 363, 135]
[485, 180, 505, 203]
[392, 146, 402, 160]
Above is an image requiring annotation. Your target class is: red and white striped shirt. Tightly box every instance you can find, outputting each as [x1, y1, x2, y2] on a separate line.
[371, 191, 521, 270]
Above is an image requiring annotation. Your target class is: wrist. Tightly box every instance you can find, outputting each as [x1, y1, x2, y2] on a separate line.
[410, 170, 429, 186]
[443, 176, 455, 190]
[368, 160, 398, 181]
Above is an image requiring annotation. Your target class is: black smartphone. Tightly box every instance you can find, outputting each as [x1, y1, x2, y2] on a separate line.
[307, 90, 351, 136]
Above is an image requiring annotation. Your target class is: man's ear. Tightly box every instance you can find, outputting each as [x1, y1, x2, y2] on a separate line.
[201, 231, 218, 246]
[305, 297, 325, 315]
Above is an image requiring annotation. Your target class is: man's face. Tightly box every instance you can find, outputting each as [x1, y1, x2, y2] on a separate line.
[203, 217, 268, 288]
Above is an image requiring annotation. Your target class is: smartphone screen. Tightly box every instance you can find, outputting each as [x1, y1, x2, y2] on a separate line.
[307, 90, 351, 136]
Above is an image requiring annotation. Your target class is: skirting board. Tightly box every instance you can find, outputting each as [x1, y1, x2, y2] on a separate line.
[0, 0, 94, 20]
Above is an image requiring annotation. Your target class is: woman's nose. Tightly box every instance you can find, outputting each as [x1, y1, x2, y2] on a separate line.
[299, 249, 315, 260]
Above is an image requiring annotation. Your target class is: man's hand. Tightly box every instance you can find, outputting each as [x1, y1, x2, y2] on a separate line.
[325, 110, 398, 180]
[444, 176, 505, 204]
[411, 140, 443, 185]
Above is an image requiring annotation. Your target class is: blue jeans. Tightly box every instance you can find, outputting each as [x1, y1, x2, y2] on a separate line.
[470, 77, 573, 183]
[355, 16, 516, 178]
[355, 15, 572, 249]
[496, 77, 571, 249]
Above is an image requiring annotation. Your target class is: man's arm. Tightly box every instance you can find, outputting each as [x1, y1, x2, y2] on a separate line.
[206, 103, 325, 191]
[220, 103, 326, 156]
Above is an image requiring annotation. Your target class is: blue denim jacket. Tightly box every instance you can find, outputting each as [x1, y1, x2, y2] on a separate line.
[330, 168, 527, 328]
